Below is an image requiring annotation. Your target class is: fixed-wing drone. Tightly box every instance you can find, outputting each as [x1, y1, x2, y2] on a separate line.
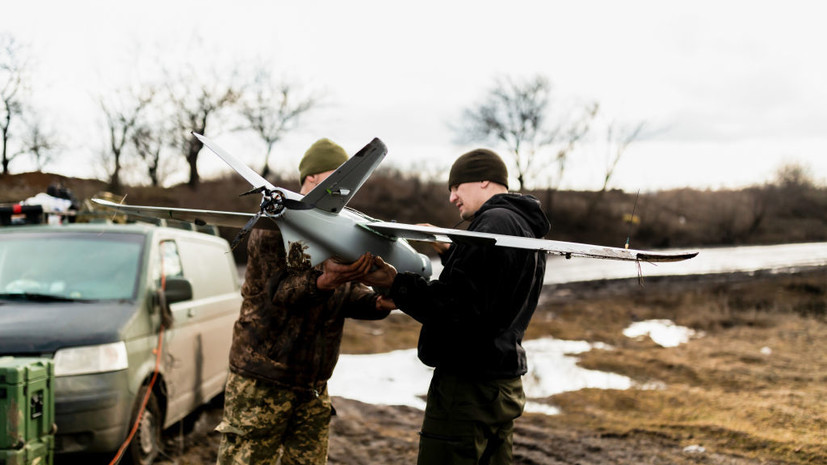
[93, 134, 698, 279]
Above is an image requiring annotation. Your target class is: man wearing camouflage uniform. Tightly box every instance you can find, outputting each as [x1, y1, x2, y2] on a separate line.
[216, 139, 390, 465]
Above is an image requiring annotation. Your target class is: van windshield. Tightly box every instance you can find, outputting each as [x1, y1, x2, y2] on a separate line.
[0, 232, 145, 301]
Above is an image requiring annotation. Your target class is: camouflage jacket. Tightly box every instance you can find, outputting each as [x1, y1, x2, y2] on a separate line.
[228, 228, 387, 390]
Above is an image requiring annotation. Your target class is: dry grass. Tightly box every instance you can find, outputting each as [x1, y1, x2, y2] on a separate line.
[553, 313, 826, 464]
[341, 311, 420, 354]
[534, 271, 826, 465]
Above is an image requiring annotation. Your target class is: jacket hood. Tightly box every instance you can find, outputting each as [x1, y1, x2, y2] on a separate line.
[476, 193, 551, 238]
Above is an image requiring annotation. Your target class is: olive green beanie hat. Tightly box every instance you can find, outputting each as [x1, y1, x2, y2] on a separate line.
[448, 148, 509, 190]
[299, 138, 348, 184]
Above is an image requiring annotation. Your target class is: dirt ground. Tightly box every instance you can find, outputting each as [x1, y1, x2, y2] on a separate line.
[73, 269, 827, 465]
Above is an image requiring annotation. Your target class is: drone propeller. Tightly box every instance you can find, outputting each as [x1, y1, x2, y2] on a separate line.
[240, 186, 267, 197]
[229, 186, 315, 249]
[240, 185, 314, 210]
[230, 211, 262, 250]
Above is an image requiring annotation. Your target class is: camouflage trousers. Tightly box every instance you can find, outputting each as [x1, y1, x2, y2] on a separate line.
[216, 371, 333, 465]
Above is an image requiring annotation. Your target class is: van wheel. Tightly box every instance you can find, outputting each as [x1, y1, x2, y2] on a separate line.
[125, 386, 163, 465]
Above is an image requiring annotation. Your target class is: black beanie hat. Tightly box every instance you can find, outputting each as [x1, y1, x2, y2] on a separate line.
[448, 148, 509, 190]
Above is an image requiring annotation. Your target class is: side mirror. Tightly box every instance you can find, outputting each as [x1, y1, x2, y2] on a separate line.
[164, 276, 193, 304]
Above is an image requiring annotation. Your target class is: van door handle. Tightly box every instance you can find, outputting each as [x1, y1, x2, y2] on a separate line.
[187, 308, 196, 318]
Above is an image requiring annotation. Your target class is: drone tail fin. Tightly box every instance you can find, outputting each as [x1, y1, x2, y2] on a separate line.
[300, 138, 387, 214]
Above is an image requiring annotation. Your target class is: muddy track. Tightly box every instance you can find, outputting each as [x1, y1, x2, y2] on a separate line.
[143, 396, 783, 465]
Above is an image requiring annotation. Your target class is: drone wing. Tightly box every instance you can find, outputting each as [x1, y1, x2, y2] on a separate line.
[91, 199, 278, 231]
[366, 221, 698, 263]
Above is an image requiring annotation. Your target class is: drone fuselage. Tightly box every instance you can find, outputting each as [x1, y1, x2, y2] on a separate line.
[277, 204, 433, 277]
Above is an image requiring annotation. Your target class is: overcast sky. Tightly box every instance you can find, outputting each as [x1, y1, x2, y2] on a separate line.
[3, 0, 826, 191]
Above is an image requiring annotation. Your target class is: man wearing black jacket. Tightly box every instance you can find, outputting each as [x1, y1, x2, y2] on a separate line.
[362, 148, 550, 465]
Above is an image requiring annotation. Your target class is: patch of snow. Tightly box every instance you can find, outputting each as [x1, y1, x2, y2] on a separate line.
[683, 444, 706, 454]
[623, 319, 697, 347]
[524, 401, 561, 415]
[521, 338, 632, 398]
[329, 348, 432, 410]
[330, 323, 697, 414]
[329, 337, 633, 414]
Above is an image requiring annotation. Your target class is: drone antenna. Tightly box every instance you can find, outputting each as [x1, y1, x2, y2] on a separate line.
[625, 189, 646, 287]
[624, 189, 641, 250]
[98, 194, 128, 236]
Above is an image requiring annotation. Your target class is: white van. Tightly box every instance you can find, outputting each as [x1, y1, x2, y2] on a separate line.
[0, 223, 242, 464]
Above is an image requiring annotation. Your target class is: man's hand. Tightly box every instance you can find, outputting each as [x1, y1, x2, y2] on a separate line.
[417, 223, 451, 255]
[360, 255, 398, 289]
[375, 295, 396, 312]
[316, 253, 373, 291]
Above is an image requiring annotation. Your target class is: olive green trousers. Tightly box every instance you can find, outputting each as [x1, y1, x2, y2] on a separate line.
[417, 370, 526, 465]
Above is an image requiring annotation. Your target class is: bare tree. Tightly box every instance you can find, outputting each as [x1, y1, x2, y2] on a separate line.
[457, 74, 598, 191]
[239, 68, 317, 178]
[0, 34, 29, 175]
[773, 161, 815, 189]
[585, 121, 646, 217]
[130, 109, 185, 188]
[19, 116, 59, 171]
[600, 121, 645, 193]
[99, 87, 154, 192]
[547, 103, 599, 190]
[166, 65, 241, 188]
[131, 123, 165, 186]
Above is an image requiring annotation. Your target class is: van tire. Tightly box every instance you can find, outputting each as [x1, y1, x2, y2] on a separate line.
[125, 386, 163, 465]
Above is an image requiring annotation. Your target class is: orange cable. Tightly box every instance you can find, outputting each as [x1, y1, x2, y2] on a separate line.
[108, 324, 165, 465]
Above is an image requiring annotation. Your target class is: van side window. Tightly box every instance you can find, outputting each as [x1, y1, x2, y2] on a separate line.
[159, 240, 184, 284]
[175, 240, 239, 299]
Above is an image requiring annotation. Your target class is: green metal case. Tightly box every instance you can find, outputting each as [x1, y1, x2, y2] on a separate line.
[0, 435, 53, 465]
[0, 358, 55, 450]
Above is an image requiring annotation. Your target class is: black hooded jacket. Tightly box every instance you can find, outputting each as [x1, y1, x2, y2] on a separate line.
[389, 193, 551, 379]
